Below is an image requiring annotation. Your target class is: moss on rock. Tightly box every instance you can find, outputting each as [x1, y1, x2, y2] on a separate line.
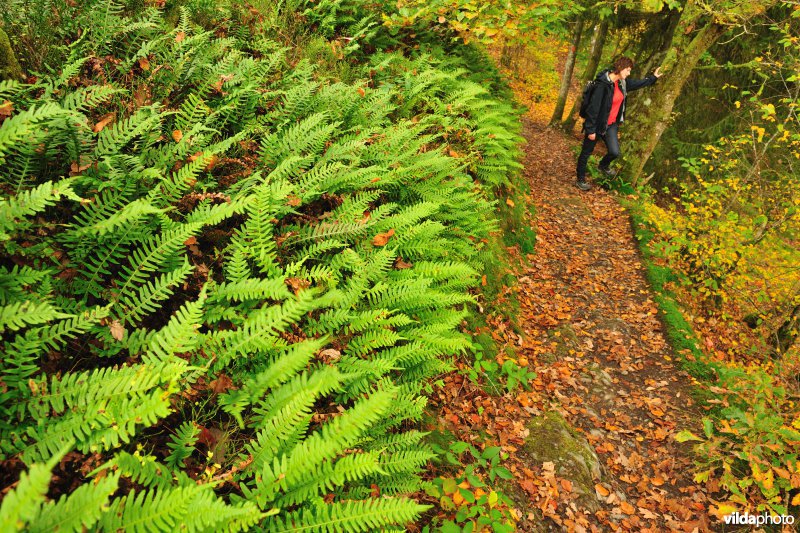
[0, 28, 22, 81]
[522, 411, 603, 511]
[545, 324, 580, 361]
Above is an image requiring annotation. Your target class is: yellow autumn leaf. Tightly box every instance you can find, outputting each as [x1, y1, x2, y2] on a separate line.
[712, 503, 737, 519]
[762, 468, 774, 490]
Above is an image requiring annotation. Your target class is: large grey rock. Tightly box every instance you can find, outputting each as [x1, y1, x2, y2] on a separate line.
[522, 411, 604, 512]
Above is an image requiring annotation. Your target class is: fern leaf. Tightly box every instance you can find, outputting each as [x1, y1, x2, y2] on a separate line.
[165, 421, 199, 469]
[29, 472, 120, 533]
[271, 497, 429, 532]
[0, 301, 70, 332]
[0, 464, 52, 532]
[0, 179, 79, 239]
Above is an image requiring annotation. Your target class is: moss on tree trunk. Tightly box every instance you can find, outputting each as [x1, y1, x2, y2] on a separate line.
[624, 18, 726, 186]
[0, 28, 23, 81]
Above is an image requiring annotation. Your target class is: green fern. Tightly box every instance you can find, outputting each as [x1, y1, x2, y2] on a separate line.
[28, 472, 120, 533]
[0, 300, 70, 332]
[269, 497, 429, 532]
[0, 444, 72, 532]
[165, 421, 200, 469]
[0, 179, 80, 240]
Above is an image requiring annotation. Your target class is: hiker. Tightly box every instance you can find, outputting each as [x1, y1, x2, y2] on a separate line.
[575, 57, 664, 191]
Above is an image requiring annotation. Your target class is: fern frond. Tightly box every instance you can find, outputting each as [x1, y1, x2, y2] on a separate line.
[28, 472, 120, 533]
[98, 451, 190, 490]
[270, 497, 428, 532]
[115, 259, 194, 325]
[144, 288, 206, 361]
[243, 367, 343, 472]
[0, 179, 79, 239]
[165, 421, 199, 469]
[0, 301, 70, 332]
[0, 444, 71, 532]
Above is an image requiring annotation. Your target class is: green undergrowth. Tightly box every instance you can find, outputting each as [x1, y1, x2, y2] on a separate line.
[625, 199, 720, 387]
[627, 196, 800, 517]
[0, 0, 529, 531]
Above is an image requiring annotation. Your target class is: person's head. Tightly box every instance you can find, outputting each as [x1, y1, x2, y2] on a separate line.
[612, 56, 634, 79]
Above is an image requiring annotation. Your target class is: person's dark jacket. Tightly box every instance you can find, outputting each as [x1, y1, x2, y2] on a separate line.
[583, 68, 658, 136]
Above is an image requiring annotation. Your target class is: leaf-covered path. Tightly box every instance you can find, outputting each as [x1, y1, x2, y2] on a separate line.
[506, 119, 715, 531]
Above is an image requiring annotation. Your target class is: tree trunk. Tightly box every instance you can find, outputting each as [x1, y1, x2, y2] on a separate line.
[624, 16, 726, 186]
[562, 19, 609, 133]
[0, 28, 23, 81]
[639, 9, 682, 79]
[549, 16, 585, 127]
[772, 303, 800, 355]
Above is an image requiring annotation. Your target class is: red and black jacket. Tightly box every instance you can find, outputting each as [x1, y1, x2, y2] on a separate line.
[583, 69, 658, 136]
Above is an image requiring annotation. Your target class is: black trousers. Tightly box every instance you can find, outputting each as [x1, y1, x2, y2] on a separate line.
[576, 122, 620, 181]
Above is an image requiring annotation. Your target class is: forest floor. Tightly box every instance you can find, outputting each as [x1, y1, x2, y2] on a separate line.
[512, 118, 718, 531]
[431, 119, 723, 531]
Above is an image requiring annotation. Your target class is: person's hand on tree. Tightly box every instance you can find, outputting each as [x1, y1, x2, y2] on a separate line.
[588, 133, 596, 140]
[654, 66, 664, 78]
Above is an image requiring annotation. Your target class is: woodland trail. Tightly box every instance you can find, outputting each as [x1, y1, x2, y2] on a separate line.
[506, 119, 717, 532]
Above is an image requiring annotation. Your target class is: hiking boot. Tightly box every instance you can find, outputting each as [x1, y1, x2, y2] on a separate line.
[598, 165, 615, 176]
[575, 179, 591, 191]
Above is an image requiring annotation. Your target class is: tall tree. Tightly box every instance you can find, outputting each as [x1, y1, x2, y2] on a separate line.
[562, 19, 609, 132]
[549, 16, 585, 126]
[623, 0, 780, 186]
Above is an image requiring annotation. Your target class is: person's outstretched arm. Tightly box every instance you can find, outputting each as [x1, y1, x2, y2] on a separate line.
[627, 66, 664, 92]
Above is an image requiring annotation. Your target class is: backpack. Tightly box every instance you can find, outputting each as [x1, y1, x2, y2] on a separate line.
[578, 80, 597, 119]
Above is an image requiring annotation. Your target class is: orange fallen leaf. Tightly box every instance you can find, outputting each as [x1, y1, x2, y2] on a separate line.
[357, 87, 366, 97]
[286, 195, 302, 207]
[93, 112, 116, 133]
[372, 228, 395, 247]
[172, 129, 183, 142]
[209, 374, 236, 394]
[395, 258, 413, 269]
[595, 484, 610, 497]
[619, 501, 635, 515]
[175, 31, 186, 42]
[0, 100, 13, 118]
[651, 476, 665, 486]
[184, 236, 198, 245]
[506, 198, 515, 207]
[639, 506, 658, 520]
[70, 160, 92, 176]
[560, 479, 572, 492]
[138, 57, 150, 71]
[438, 16, 446, 23]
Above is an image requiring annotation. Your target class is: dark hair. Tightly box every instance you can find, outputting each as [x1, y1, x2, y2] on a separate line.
[612, 56, 634, 74]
